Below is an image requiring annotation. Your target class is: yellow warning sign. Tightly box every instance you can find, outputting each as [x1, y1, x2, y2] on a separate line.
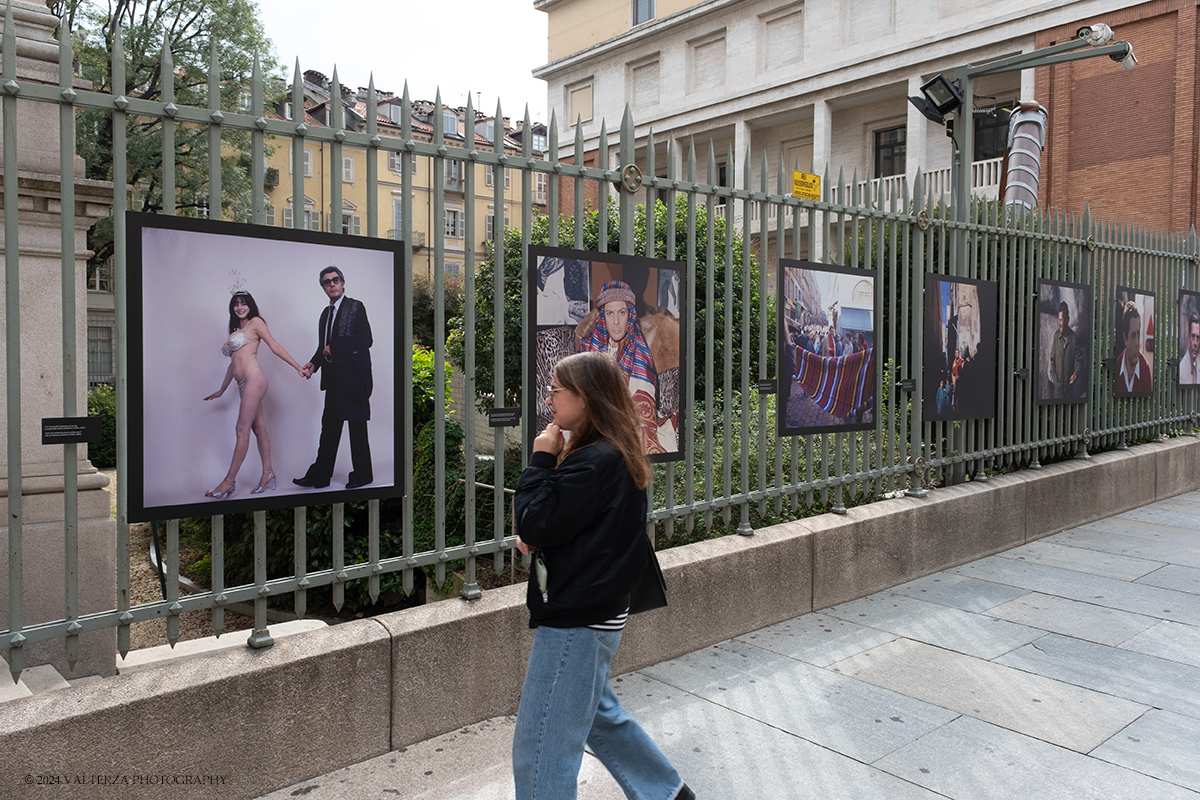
[792, 170, 821, 202]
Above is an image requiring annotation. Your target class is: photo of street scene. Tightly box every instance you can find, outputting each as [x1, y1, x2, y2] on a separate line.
[778, 260, 876, 436]
[923, 275, 997, 421]
[1113, 286, 1155, 397]
[1036, 279, 1091, 405]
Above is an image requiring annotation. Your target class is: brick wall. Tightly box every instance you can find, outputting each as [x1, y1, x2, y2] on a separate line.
[1037, 1, 1198, 232]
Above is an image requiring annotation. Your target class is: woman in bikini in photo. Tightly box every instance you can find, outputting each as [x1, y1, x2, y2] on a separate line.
[203, 290, 306, 499]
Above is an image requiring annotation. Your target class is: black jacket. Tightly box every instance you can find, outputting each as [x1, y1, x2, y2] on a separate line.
[310, 296, 373, 421]
[515, 441, 649, 628]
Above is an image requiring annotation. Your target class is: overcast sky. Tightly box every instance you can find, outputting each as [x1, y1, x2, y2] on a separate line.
[256, 0, 551, 123]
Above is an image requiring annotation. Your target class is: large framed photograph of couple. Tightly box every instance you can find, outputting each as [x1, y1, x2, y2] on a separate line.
[777, 259, 877, 436]
[923, 274, 998, 421]
[1113, 286, 1155, 398]
[527, 246, 685, 463]
[1179, 290, 1200, 386]
[1036, 279, 1092, 405]
[126, 212, 403, 523]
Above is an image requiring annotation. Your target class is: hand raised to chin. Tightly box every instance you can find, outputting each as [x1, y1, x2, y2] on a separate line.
[533, 422, 565, 456]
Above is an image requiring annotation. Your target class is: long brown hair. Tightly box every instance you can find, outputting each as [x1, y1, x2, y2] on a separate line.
[553, 351, 651, 488]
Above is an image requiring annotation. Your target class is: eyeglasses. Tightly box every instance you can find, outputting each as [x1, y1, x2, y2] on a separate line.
[320, 276, 343, 287]
[545, 385, 568, 399]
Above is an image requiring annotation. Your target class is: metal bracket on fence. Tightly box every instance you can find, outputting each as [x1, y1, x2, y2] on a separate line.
[1083, 427, 1093, 446]
[897, 378, 916, 392]
[1013, 368, 1028, 380]
[620, 163, 643, 193]
[1085, 235, 1097, 252]
[1193, 252, 1200, 267]
[916, 210, 931, 231]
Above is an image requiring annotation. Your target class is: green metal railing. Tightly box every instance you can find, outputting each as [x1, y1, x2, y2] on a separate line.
[2, 10, 1197, 683]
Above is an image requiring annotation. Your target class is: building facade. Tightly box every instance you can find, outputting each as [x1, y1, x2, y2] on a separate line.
[261, 70, 548, 281]
[533, 0, 1176, 270]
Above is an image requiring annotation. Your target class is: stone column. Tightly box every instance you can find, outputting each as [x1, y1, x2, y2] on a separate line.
[0, 0, 117, 679]
[906, 75, 929, 199]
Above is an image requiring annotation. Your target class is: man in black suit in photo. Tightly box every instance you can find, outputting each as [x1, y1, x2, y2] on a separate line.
[294, 265, 374, 489]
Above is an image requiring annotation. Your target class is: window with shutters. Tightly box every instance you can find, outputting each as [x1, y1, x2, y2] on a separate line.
[445, 209, 465, 238]
[445, 160, 464, 191]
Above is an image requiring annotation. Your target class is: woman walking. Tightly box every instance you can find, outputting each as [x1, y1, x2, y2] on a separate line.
[512, 351, 693, 800]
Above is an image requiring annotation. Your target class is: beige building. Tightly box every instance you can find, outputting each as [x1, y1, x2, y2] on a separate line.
[533, 0, 1149, 268]
[261, 70, 548, 281]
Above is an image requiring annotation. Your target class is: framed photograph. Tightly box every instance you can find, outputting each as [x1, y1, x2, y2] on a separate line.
[777, 259, 877, 436]
[923, 274, 998, 421]
[527, 246, 685, 463]
[1179, 290, 1200, 386]
[1113, 286, 1155, 398]
[127, 212, 402, 523]
[1036, 279, 1092, 405]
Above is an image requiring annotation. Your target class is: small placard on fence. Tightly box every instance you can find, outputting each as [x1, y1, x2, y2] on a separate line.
[41, 417, 102, 445]
[488, 408, 522, 427]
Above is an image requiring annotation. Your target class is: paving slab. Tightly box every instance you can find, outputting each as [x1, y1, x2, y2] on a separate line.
[1136, 564, 1200, 595]
[823, 591, 1044, 659]
[830, 638, 1147, 753]
[733, 612, 897, 667]
[998, 539, 1164, 581]
[983, 592, 1159, 646]
[639, 639, 958, 763]
[1117, 506, 1200, 531]
[257, 717, 522, 800]
[1119, 620, 1200, 668]
[1055, 519, 1200, 570]
[1091, 709, 1200, 792]
[950, 556, 1200, 625]
[612, 673, 945, 800]
[874, 715, 1200, 800]
[997, 633, 1200, 719]
[887, 572, 1029, 612]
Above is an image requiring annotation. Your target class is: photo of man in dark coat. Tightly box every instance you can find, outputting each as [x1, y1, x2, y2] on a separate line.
[295, 265, 374, 489]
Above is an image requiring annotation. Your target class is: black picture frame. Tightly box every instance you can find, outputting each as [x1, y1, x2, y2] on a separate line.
[1113, 286, 1155, 398]
[777, 259, 878, 436]
[923, 274, 998, 421]
[527, 246, 685, 463]
[1178, 290, 1200, 386]
[126, 212, 403, 522]
[1035, 279, 1092, 406]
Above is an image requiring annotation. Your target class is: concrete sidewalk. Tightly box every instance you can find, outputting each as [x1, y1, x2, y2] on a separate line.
[261, 491, 1200, 800]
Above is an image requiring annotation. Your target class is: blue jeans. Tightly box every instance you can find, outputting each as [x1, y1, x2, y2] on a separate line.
[512, 625, 685, 800]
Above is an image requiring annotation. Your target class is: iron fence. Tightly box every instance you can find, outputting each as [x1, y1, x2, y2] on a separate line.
[2, 8, 1198, 682]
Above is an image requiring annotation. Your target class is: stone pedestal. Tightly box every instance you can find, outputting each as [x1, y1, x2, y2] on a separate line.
[0, 1, 117, 678]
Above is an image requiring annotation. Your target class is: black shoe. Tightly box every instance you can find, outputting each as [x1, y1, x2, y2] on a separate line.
[292, 476, 329, 489]
[346, 476, 373, 490]
[674, 785, 695, 800]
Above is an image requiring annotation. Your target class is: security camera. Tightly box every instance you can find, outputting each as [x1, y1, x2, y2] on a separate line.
[1078, 23, 1115, 46]
[1109, 44, 1138, 70]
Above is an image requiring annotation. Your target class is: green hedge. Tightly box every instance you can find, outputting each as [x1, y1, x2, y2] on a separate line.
[87, 384, 116, 468]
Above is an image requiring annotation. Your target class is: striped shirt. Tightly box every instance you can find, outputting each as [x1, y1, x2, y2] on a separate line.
[588, 608, 630, 631]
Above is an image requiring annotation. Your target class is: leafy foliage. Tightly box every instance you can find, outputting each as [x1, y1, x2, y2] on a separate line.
[412, 345, 452, 432]
[411, 275, 465, 349]
[51, 0, 280, 270]
[86, 383, 116, 468]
